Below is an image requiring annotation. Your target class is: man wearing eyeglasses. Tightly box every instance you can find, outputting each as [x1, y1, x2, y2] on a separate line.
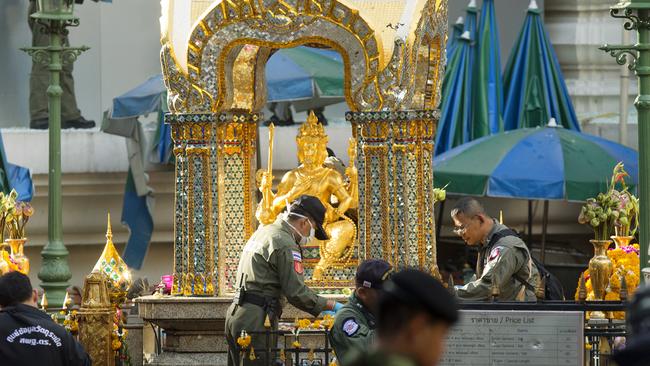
[451, 197, 539, 301]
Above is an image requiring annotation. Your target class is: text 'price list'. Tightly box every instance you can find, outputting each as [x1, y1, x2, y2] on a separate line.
[441, 310, 583, 366]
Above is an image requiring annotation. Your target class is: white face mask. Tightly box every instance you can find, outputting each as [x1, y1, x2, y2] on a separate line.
[283, 202, 316, 245]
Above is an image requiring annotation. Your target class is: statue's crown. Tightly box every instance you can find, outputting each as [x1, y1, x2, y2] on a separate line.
[297, 111, 327, 140]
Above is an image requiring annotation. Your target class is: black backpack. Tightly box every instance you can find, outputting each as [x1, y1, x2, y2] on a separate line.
[488, 229, 565, 300]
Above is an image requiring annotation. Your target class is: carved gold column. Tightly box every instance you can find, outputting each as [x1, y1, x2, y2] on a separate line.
[167, 114, 216, 296]
[78, 272, 114, 366]
[215, 110, 260, 294]
[348, 110, 440, 276]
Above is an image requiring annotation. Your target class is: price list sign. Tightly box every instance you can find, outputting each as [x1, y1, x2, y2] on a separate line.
[441, 310, 583, 366]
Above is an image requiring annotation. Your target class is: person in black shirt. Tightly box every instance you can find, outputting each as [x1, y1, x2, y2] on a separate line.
[0, 272, 91, 366]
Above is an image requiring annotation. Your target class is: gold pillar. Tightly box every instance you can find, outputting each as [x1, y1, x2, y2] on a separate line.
[215, 110, 260, 294]
[167, 114, 216, 296]
[348, 110, 440, 276]
[78, 272, 114, 366]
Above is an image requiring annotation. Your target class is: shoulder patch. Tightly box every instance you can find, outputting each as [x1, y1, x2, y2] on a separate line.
[342, 318, 360, 337]
[488, 246, 503, 261]
[292, 251, 302, 262]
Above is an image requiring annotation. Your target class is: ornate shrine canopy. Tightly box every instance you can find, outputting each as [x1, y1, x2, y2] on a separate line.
[158, 0, 448, 112]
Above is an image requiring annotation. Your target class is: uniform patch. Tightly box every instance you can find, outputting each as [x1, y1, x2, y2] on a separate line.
[488, 246, 502, 261]
[342, 318, 360, 337]
[294, 260, 304, 274]
[292, 251, 302, 262]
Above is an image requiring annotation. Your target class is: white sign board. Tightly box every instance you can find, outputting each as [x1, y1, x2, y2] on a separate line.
[441, 310, 584, 366]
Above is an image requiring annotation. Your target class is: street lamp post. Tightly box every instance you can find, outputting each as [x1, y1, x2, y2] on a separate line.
[20, 0, 88, 308]
[601, 0, 650, 283]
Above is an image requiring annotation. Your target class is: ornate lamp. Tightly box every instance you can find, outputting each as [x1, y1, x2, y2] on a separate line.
[32, 0, 77, 20]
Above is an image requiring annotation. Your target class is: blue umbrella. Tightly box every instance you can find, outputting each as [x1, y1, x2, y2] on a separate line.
[446, 16, 464, 63]
[265, 46, 344, 111]
[436, 32, 474, 156]
[503, 0, 580, 131]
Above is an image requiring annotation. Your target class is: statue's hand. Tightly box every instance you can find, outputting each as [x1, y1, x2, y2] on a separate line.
[255, 205, 275, 225]
[259, 171, 274, 192]
[345, 166, 358, 183]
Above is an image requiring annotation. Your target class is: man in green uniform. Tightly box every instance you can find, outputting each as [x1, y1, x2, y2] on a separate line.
[28, 0, 95, 129]
[225, 195, 342, 366]
[349, 269, 458, 366]
[330, 259, 392, 366]
[451, 197, 540, 301]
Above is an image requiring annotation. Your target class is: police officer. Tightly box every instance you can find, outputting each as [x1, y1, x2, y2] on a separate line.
[28, 0, 96, 129]
[330, 259, 392, 366]
[225, 195, 343, 366]
[349, 268, 458, 366]
[0, 272, 91, 366]
[451, 197, 539, 301]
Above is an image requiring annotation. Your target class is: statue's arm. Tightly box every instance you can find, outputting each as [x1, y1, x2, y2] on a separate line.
[331, 172, 354, 215]
[270, 172, 298, 216]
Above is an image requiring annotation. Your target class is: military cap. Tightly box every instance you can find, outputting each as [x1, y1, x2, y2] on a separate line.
[382, 268, 459, 324]
[288, 195, 328, 240]
[356, 259, 393, 289]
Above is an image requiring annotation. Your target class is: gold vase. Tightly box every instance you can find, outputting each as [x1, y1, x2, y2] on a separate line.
[589, 239, 613, 300]
[611, 235, 634, 249]
[7, 238, 29, 275]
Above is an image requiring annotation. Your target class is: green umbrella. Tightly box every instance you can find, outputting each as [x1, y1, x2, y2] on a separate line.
[434, 125, 638, 201]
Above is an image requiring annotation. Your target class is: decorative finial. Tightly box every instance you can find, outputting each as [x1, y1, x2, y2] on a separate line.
[468, 0, 477, 8]
[264, 314, 272, 328]
[499, 210, 504, 224]
[455, 16, 464, 25]
[547, 118, 558, 128]
[620, 275, 628, 301]
[40, 293, 48, 310]
[106, 212, 113, 242]
[578, 273, 587, 302]
[528, 0, 538, 10]
[535, 276, 546, 301]
[460, 31, 471, 41]
[490, 281, 500, 302]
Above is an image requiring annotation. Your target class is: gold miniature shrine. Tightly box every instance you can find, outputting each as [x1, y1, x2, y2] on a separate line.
[161, 0, 448, 295]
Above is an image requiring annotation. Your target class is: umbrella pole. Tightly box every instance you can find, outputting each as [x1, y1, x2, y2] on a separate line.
[436, 200, 445, 244]
[540, 200, 549, 264]
[527, 200, 533, 248]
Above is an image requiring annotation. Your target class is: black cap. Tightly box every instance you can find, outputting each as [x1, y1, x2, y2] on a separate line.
[382, 268, 459, 324]
[356, 259, 393, 289]
[288, 195, 329, 240]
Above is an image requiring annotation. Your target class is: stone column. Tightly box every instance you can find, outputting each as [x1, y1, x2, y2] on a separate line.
[215, 110, 260, 294]
[124, 312, 144, 366]
[167, 114, 217, 296]
[348, 110, 440, 276]
[78, 272, 114, 366]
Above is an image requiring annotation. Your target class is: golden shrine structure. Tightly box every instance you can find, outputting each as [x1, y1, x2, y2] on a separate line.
[138, 0, 448, 363]
[161, 0, 447, 295]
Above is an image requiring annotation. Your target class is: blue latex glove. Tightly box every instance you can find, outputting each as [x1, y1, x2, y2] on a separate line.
[320, 302, 344, 317]
[333, 301, 343, 312]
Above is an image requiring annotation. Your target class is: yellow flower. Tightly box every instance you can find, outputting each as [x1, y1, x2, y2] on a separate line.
[292, 340, 301, 348]
[312, 320, 322, 329]
[112, 339, 122, 351]
[296, 319, 311, 329]
[237, 334, 252, 348]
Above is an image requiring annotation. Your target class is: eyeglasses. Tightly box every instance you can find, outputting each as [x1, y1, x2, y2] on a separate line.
[453, 216, 478, 236]
[453, 225, 467, 236]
